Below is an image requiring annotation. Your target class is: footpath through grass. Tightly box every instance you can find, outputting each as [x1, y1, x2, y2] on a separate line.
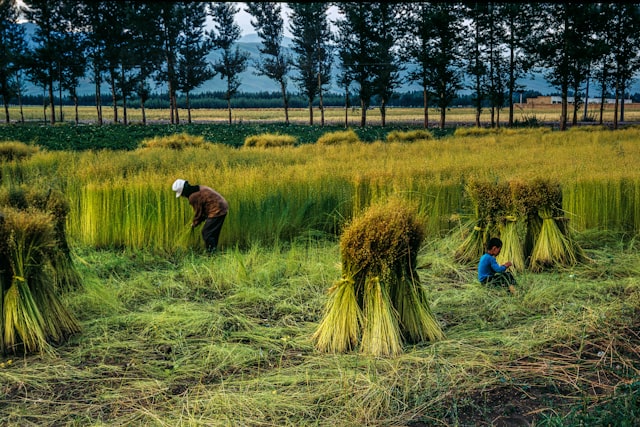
[1, 231, 639, 426]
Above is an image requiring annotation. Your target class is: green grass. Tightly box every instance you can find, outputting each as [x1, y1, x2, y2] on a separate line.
[1, 232, 639, 426]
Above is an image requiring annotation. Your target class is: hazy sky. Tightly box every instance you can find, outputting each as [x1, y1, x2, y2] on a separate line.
[229, 2, 340, 38]
[15, 1, 338, 39]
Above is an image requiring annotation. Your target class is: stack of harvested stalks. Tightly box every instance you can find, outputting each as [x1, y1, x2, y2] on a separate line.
[455, 178, 585, 272]
[0, 187, 81, 355]
[454, 179, 510, 264]
[313, 198, 444, 357]
[524, 179, 586, 271]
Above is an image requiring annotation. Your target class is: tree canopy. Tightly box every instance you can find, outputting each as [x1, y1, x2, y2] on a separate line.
[2, 1, 639, 129]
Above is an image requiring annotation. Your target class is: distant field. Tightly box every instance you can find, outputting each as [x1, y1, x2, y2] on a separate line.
[5, 103, 640, 126]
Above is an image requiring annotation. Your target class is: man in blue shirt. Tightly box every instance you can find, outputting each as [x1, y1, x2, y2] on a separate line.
[478, 237, 517, 292]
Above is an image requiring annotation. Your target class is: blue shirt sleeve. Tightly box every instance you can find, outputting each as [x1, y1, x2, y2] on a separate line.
[478, 253, 506, 282]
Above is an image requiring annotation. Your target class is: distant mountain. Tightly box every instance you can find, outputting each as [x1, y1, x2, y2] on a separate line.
[17, 25, 640, 98]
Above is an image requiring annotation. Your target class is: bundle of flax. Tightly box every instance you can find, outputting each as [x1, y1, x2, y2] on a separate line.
[0, 187, 82, 355]
[0, 208, 81, 355]
[455, 180, 510, 264]
[313, 198, 444, 357]
[496, 180, 529, 272]
[526, 179, 585, 272]
[0, 187, 81, 293]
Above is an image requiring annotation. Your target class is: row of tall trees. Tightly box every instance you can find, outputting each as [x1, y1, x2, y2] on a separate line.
[1, 2, 640, 130]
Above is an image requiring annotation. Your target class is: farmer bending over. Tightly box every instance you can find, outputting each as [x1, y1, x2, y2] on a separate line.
[478, 237, 517, 292]
[172, 179, 228, 253]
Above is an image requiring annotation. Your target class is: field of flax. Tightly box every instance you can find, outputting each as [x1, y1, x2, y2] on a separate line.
[1, 126, 640, 426]
[19, 125, 639, 251]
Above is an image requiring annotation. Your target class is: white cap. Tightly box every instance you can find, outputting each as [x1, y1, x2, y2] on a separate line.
[172, 179, 186, 198]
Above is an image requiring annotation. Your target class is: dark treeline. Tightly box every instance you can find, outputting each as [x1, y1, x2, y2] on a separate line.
[1, 2, 639, 130]
[17, 89, 554, 110]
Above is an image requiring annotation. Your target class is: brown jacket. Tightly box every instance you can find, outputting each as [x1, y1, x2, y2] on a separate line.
[188, 186, 228, 227]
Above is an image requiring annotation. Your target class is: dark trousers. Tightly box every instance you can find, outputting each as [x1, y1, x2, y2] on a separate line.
[481, 271, 517, 287]
[202, 214, 226, 252]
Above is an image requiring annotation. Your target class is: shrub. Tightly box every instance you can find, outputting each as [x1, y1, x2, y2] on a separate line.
[386, 129, 433, 143]
[316, 129, 360, 145]
[139, 133, 210, 150]
[0, 141, 39, 162]
[243, 133, 297, 148]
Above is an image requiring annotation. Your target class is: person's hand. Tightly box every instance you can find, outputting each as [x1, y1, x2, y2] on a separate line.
[504, 261, 513, 268]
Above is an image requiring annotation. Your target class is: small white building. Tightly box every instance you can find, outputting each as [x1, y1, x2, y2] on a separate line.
[549, 96, 632, 104]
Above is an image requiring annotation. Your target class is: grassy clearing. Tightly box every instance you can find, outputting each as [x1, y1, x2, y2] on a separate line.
[0, 233, 638, 426]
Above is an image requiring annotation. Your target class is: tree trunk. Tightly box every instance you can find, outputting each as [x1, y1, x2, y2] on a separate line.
[58, 76, 63, 123]
[380, 102, 386, 127]
[560, 85, 568, 131]
[74, 94, 79, 125]
[280, 80, 289, 125]
[308, 99, 313, 126]
[3, 96, 9, 123]
[17, 84, 24, 123]
[168, 79, 175, 124]
[360, 99, 366, 128]
[123, 95, 128, 125]
[474, 75, 481, 127]
[439, 107, 446, 130]
[423, 88, 429, 129]
[344, 90, 349, 128]
[186, 91, 192, 124]
[508, 38, 515, 126]
[110, 73, 118, 124]
[48, 78, 55, 124]
[121, 67, 128, 125]
[227, 98, 232, 125]
[613, 81, 619, 130]
[174, 90, 180, 124]
[94, 73, 102, 126]
[620, 82, 626, 122]
[318, 72, 324, 127]
[141, 98, 146, 125]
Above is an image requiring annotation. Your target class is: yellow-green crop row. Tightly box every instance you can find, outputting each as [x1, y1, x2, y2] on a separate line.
[7, 104, 640, 126]
[2, 126, 640, 252]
